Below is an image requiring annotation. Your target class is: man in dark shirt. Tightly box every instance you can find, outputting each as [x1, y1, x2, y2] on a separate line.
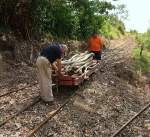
[36, 43, 68, 102]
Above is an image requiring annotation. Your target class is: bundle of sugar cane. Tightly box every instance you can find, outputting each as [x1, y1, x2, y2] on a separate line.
[62, 51, 96, 75]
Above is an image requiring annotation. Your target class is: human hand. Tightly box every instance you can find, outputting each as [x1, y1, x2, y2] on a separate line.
[58, 72, 64, 79]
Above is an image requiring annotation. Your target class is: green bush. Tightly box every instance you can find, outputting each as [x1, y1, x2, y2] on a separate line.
[133, 48, 150, 73]
[134, 30, 150, 73]
[0, 0, 125, 40]
[99, 16, 125, 39]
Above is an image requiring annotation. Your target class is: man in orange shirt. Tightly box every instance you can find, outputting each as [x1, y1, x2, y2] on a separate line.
[88, 32, 103, 61]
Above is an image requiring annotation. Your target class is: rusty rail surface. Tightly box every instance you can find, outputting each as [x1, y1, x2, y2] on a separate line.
[111, 102, 150, 137]
[0, 82, 38, 98]
[0, 96, 40, 127]
[27, 93, 77, 137]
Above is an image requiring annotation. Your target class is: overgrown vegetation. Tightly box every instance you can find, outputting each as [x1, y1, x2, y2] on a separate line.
[100, 15, 125, 39]
[133, 29, 150, 73]
[0, 0, 126, 40]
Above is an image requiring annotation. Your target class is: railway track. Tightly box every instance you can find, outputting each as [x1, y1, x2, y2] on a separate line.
[0, 82, 38, 98]
[0, 38, 128, 134]
[0, 38, 127, 99]
[0, 80, 86, 136]
[1, 37, 149, 137]
[0, 96, 40, 127]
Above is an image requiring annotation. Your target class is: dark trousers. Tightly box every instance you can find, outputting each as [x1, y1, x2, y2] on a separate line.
[91, 51, 101, 60]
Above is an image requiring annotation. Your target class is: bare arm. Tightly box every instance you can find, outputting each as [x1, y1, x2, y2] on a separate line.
[52, 59, 63, 77]
[52, 63, 58, 72]
[56, 59, 62, 74]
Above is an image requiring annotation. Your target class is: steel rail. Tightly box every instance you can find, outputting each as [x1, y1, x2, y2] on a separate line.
[27, 92, 77, 137]
[111, 102, 150, 137]
[0, 82, 38, 98]
[0, 96, 40, 127]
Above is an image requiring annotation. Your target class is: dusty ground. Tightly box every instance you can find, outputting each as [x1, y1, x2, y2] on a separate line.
[0, 37, 150, 137]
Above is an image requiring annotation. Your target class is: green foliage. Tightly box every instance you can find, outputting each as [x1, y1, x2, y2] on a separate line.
[130, 29, 138, 34]
[133, 48, 150, 73]
[0, 0, 126, 40]
[100, 16, 125, 39]
[133, 28, 150, 73]
[135, 29, 150, 49]
[145, 29, 150, 50]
